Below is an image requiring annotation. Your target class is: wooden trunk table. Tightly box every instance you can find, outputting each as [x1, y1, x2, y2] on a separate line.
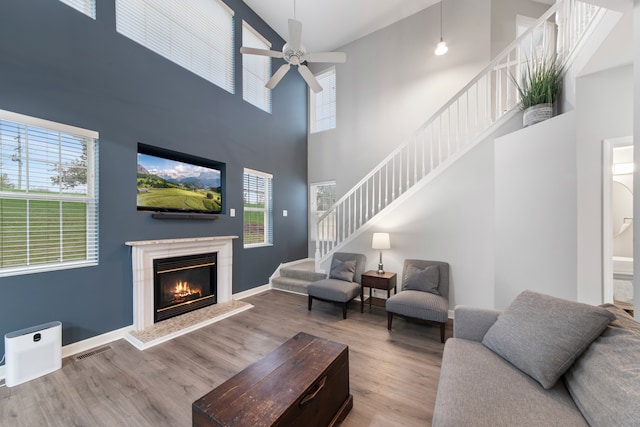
[192, 332, 352, 427]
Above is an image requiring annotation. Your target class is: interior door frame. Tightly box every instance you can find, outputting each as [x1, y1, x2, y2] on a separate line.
[602, 136, 633, 304]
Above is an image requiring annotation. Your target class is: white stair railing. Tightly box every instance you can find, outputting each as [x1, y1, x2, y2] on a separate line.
[315, 0, 602, 266]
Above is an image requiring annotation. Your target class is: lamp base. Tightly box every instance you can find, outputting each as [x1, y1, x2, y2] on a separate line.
[377, 263, 385, 275]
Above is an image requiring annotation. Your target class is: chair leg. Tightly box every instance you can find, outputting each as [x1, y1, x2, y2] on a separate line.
[342, 302, 347, 319]
[308, 295, 312, 311]
[440, 322, 446, 343]
[387, 312, 393, 330]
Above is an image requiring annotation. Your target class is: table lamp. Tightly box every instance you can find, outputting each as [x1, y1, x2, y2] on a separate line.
[372, 232, 391, 274]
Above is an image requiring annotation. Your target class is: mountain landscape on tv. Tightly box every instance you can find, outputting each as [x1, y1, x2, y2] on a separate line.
[136, 156, 222, 214]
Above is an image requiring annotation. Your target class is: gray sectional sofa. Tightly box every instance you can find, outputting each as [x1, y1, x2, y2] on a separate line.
[433, 291, 640, 427]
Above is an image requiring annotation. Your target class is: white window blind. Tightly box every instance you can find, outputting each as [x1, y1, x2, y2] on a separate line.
[242, 21, 272, 113]
[116, 0, 235, 93]
[0, 109, 99, 277]
[310, 67, 337, 133]
[243, 168, 272, 247]
[58, 0, 96, 19]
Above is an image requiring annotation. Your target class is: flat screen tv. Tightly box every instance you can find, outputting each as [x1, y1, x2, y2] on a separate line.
[137, 144, 225, 215]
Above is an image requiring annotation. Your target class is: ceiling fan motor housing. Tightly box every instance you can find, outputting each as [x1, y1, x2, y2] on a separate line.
[283, 43, 307, 65]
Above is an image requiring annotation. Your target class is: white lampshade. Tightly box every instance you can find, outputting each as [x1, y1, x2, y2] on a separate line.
[372, 232, 391, 250]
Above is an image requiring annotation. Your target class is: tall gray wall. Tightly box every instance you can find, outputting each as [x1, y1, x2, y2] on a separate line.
[0, 0, 308, 355]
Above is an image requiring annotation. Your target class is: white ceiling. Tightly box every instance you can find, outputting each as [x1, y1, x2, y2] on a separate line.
[242, 0, 440, 53]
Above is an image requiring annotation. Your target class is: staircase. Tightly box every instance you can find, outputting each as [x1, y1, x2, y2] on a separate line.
[314, 0, 604, 269]
[271, 260, 327, 294]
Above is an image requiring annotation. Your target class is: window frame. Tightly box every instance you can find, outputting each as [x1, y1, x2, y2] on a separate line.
[0, 109, 99, 278]
[243, 168, 273, 248]
[309, 67, 337, 134]
[242, 21, 272, 113]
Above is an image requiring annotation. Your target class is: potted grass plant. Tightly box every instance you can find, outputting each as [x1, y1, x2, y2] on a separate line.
[512, 54, 564, 127]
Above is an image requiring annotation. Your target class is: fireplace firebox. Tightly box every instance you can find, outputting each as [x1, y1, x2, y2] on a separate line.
[153, 253, 217, 322]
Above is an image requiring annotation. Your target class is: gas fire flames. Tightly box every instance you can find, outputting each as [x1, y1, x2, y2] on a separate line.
[170, 280, 202, 303]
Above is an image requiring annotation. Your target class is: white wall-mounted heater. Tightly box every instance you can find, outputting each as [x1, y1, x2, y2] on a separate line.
[4, 321, 62, 387]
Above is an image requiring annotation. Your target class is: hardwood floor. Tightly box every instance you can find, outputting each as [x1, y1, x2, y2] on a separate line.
[0, 290, 450, 426]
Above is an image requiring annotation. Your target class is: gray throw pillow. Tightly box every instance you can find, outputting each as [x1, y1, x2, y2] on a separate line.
[329, 258, 356, 282]
[482, 290, 615, 389]
[403, 264, 440, 295]
[564, 305, 640, 427]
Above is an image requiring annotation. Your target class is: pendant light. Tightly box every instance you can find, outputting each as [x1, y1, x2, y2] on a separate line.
[435, 0, 448, 56]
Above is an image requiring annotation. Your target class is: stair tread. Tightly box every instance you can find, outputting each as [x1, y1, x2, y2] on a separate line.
[272, 276, 315, 286]
[279, 267, 326, 282]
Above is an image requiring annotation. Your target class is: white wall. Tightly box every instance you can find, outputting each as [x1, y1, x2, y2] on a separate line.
[633, 0, 640, 319]
[576, 65, 634, 305]
[317, 114, 524, 311]
[490, 0, 551, 57]
[308, 0, 492, 194]
[495, 112, 578, 309]
[308, 2, 635, 313]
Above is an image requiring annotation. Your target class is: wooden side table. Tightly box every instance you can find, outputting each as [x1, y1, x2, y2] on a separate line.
[360, 270, 397, 312]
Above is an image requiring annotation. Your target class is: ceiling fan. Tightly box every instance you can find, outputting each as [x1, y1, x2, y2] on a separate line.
[240, 18, 346, 93]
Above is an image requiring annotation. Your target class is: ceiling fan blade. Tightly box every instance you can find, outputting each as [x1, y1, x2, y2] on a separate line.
[298, 65, 323, 93]
[288, 19, 303, 51]
[240, 47, 284, 58]
[306, 52, 347, 63]
[266, 64, 291, 89]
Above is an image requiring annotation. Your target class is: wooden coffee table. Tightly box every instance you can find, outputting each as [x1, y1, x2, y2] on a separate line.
[193, 332, 352, 427]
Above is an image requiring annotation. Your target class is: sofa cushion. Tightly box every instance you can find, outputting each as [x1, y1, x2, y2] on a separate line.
[482, 290, 614, 389]
[385, 290, 448, 323]
[403, 264, 440, 295]
[564, 304, 640, 427]
[329, 258, 356, 282]
[433, 338, 588, 427]
[307, 279, 360, 303]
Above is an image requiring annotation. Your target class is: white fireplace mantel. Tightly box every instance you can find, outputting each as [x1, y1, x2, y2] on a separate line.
[126, 236, 238, 331]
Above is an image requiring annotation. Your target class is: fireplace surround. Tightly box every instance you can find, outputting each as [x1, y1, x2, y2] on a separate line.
[126, 236, 237, 334]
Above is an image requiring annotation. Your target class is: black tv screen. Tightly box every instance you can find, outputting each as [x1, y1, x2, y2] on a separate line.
[137, 144, 224, 214]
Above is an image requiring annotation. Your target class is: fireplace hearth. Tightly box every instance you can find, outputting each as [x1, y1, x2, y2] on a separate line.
[154, 253, 217, 322]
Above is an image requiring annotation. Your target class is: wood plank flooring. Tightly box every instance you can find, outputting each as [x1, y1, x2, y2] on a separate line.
[0, 290, 450, 426]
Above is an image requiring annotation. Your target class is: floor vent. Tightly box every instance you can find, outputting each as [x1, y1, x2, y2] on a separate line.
[76, 345, 111, 360]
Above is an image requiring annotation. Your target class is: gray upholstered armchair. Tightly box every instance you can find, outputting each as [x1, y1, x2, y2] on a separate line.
[307, 252, 366, 319]
[386, 259, 450, 342]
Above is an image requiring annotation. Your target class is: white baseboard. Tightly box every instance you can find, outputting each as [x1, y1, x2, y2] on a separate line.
[61, 325, 134, 359]
[233, 284, 270, 299]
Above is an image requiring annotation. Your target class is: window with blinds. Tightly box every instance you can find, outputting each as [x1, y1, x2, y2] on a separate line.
[115, 0, 235, 94]
[0, 109, 99, 277]
[310, 67, 337, 133]
[59, 0, 96, 19]
[243, 168, 272, 247]
[310, 181, 336, 242]
[242, 21, 272, 113]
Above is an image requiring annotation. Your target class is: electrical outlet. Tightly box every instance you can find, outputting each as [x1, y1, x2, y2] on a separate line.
[283, 210, 288, 217]
[230, 208, 235, 217]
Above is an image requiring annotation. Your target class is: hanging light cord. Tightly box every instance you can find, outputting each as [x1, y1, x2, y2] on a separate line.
[439, 1, 443, 40]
